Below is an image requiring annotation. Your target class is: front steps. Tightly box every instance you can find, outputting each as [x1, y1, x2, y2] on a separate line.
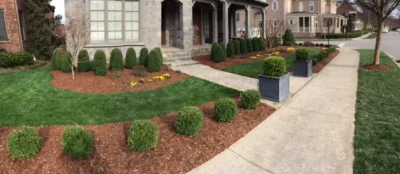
[162, 47, 193, 65]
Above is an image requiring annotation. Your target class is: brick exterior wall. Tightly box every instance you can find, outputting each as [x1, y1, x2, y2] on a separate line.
[0, 0, 22, 52]
[337, 1, 356, 16]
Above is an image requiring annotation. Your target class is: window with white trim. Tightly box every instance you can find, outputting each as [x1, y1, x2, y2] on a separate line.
[289, 19, 294, 26]
[0, 10, 8, 41]
[310, 0, 314, 12]
[89, 0, 140, 43]
[299, 0, 304, 12]
[272, 0, 278, 11]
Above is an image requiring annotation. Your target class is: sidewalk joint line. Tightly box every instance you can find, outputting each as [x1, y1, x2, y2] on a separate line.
[228, 148, 276, 174]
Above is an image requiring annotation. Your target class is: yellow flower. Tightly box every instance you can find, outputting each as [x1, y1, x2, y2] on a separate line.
[130, 81, 138, 87]
[147, 79, 153, 82]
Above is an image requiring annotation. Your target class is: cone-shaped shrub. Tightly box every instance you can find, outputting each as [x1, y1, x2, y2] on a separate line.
[283, 29, 296, 46]
[109, 48, 124, 70]
[211, 43, 226, 62]
[252, 38, 259, 52]
[7, 126, 42, 160]
[61, 52, 72, 73]
[246, 39, 253, 52]
[219, 42, 227, 56]
[94, 50, 107, 76]
[175, 106, 204, 136]
[263, 56, 286, 77]
[240, 90, 261, 109]
[154, 47, 163, 63]
[138, 48, 149, 66]
[125, 48, 137, 68]
[227, 41, 235, 57]
[233, 40, 240, 55]
[62, 126, 94, 160]
[259, 37, 266, 51]
[128, 120, 159, 152]
[214, 98, 238, 122]
[51, 45, 66, 70]
[240, 39, 248, 54]
[78, 49, 90, 72]
[147, 49, 162, 72]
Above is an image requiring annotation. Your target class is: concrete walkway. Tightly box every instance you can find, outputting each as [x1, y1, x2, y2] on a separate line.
[188, 47, 359, 174]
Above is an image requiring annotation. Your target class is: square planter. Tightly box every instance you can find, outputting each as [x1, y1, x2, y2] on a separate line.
[258, 73, 290, 102]
[293, 60, 312, 77]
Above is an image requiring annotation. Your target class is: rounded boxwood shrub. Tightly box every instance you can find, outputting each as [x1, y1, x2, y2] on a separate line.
[7, 126, 42, 160]
[61, 51, 72, 73]
[259, 37, 266, 51]
[328, 46, 336, 54]
[78, 49, 90, 72]
[51, 45, 66, 70]
[233, 40, 240, 55]
[211, 43, 226, 63]
[239, 39, 247, 54]
[125, 47, 137, 68]
[94, 50, 108, 76]
[138, 48, 149, 66]
[128, 120, 159, 152]
[109, 48, 124, 70]
[283, 29, 296, 46]
[214, 98, 238, 122]
[175, 106, 204, 136]
[263, 56, 286, 77]
[304, 41, 314, 47]
[62, 126, 94, 160]
[246, 39, 253, 52]
[298, 43, 304, 46]
[147, 49, 162, 72]
[219, 42, 227, 56]
[240, 90, 261, 109]
[252, 38, 259, 51]
[227, 41, 235, 57]
[295, 48, 311, 61]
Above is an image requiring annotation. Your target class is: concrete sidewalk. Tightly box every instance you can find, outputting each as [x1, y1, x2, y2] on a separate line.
[188, 47, 359, 174]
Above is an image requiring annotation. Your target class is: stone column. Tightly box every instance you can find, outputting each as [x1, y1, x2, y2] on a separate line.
[212, 3, 218, 43]
[200, 4, 205, 45]
[262, 9, 266, 38]
[223, 2, 230, 44]
[245, 6, 251, 39]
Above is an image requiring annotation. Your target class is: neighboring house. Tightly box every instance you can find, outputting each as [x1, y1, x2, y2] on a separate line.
[0, 0, 25, 52]
[236, 10, 264, 38]
[64, 0, 268, 63]
[337, 0, 363, 31]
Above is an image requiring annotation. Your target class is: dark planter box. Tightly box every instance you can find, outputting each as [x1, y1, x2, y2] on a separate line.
[258, 73, 290, 102]
[293, 60, 312, 77]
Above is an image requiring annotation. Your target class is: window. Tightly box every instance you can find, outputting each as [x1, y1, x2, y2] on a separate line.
[310, 0, 314, 12]
[272, 0, 278, 11]
[0, 11, 8, 41]
[299, 17, 304, 27]
[299, 0, 304, 12]
[19, 10, 26, 41]
[89, 0, 140, 43]
[289, 19, 294, 26]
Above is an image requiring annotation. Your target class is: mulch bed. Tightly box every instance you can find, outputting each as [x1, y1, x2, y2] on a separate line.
[51, 65, 190, 94]
[312, 50, 341, 73]
[0, 100, 275, 174]
[0, 60, 49, 74]
[362, 64, 393, 71]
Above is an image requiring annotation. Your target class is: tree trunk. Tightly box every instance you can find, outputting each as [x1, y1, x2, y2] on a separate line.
[373, 21, 383, 65]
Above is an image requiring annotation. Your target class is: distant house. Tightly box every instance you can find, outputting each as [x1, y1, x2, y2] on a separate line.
[337, 0, 364, 31]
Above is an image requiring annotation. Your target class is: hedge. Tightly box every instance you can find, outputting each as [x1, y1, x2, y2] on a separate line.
[246, 39, 253, 52]
[227, 41, 235, 57]
[62, 126, 94, 160]
[125, 48, 137, 68]
[322, 31, 363, 39]
[219, 42, 227, 56]
[94, 50, 108, 76]
[295, 48, 311, 61]
[138, 48, 149, 66]
[109, 48, 124, 70]
[283, 29, 296, 46]
[233, 40, 240, 55]
[252, 38, 259, 52]
[147, 49, 162, 72]
[0, 52, 34, 68]
[51, 45, 66, 70]
[263, 56, 286, 77]
[61, 52, 72, 73]
[239, 39, 248, 54]
[128, 120, 159, 152]
[259, 37, 266, 51]
[7, 126, 42, 160]
[211, 43, 226, 62]
[78, 49, 90, 72]
[154, 47, 163, 64]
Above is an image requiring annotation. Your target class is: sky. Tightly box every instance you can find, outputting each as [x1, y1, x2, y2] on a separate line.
[51, 0, 65, 23]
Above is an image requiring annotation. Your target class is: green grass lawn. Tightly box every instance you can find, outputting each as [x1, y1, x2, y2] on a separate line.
[0, 66, 239, 127]
[366, 33, 377, 39]
[354, 50, 400, 173]
[222, 48, 321, 78]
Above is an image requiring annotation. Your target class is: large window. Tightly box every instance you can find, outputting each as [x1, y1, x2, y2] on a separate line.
[310, 0, 314, 12]
[0, 11, 8, 41]
[90, 0, 140, 43]
[272, 0, 278, 11]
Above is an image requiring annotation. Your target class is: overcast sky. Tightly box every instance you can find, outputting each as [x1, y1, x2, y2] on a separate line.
[51, 0, 65, 23]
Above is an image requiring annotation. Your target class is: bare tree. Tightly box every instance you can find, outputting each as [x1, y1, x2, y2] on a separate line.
[65, 11, 90, 79]
[265, 19, 284, 49]
[355, 0, 400, 65]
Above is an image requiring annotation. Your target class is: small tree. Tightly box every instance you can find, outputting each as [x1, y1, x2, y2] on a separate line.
[355, 0, 400, 65]
[282, 29, 296, 46]
[265, 19, 284, 49]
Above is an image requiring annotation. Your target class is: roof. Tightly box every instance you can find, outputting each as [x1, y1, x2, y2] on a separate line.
[337, 0, 363, 13]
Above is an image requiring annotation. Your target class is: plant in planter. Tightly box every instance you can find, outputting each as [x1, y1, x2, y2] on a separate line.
[258, 56, 289, 102]
[293, 48, 312, 77]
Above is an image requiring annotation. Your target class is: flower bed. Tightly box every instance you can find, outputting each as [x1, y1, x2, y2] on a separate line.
[51, 65, 189, 94]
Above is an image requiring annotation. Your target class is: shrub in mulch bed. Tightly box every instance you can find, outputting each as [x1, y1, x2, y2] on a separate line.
[7, 126, 42, 160]
[128, 120, 159, 152]
[175, 106, 204, 136]
[213, 98, 238, 122]
[312, 50, 340, 73]
[0, 60, 48, 74]
[362, 64, 393, 71]
[125, 48, 137, 69]
[78, 50, 90, 72]
[139, 48, 149, 66]
[227, 41, 235, 57]
[234, 40, 240, 55]
[0, 100, 275, 173]
[240, 90, 261, 110]
[62, 126, 94, 160]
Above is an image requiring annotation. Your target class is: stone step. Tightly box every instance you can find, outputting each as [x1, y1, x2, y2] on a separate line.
[163, 52, 191, 57]
[169, 60, 200, 70]
[164, 57, 193, 64]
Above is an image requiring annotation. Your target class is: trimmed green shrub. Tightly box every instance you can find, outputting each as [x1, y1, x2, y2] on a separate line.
[128, 120, 159, 152]
[227, 41, 235, 57]
[61, 52, 72, 73]
[175, 106, 204, 136]
[0, 51, 35, 68]
[295, 48, 311, 61]
[263, 56, 286, 77]
[109, 48, 124, 70]
[138, 48, 149, 66]
[7, 126, 42, 160]
[283, 29, 296, 46]
[322, 30, 363, 39]
[298, 43, 304, 46]
[214, 98, 238, 122]
[211, 43, 226, 62]
[240, 90, 261, 109]
[94, 50, 108, 76]
[304, 41, 314, 47]
[328, 46, 337, 54]
[239, 39, 248, 54]
[125, 48, 137, 68]
[51, 45, 66, 70]
[147, 49, 162, 72]
[252, 38, 259, 52]
[154, 47, 163, 63]
[219, 42, 227, 56]
[62, 126, 94, 160]
[89, 60, 95, 71]
[259, 37, 266, 51]
[78, 49, 90, 72]
[233, 40, 240, 55]
[246, 39, 253, 52]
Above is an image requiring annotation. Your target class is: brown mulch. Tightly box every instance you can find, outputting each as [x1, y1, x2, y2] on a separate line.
[312, 50, 341, 73]
[0, 60, 49, 74]
[51, 65, 189, 94]
[0, 101, 276, 174]
[362, 64, 393, 71]
[193, 47, 292, 70]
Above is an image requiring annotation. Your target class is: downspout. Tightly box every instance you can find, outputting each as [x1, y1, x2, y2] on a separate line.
[14, 0, 24, 51]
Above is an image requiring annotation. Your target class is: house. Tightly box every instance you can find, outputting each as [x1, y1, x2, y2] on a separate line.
[64, 0, 268, 64]
[337, 0, 364, 31]
[0, 0, 25, 52]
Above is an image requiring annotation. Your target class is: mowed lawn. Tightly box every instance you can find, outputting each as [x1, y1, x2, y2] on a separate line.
[0, 66, 239, 126]
[223, 48, 321, 78]
[354, 50, 400, 173]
